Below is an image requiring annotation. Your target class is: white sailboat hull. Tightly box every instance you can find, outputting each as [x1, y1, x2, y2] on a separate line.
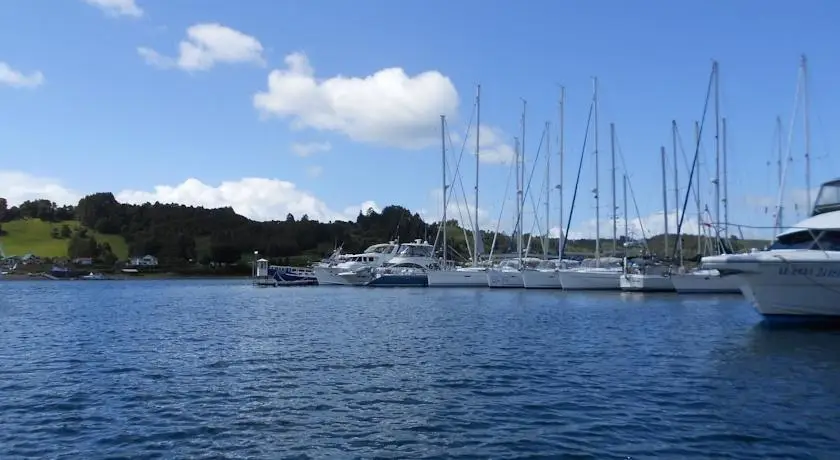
[558, 269, 621, 290]
[619, 273, 675, 292]
[487, 270, 524, 288]
[522, 270, 563, 289]
[670, 270, 741, 294]
[427, 269, 488, 287]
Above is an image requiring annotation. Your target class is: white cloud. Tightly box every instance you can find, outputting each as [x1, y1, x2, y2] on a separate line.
[306, 165, 323, 178]
[0, 171, 376, 223]
[342, 200, 380, 218]
[291, 141, 331, 157]
[456, 125, 515, 164]
[253, 52, 459, 149]
[83, 0, 143, 17]
[0, 171, 80, 205]
[138, 23, 265, 71]
[0, 62, 44, 88]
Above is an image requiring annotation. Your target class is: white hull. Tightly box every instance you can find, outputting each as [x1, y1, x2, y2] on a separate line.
[670, 270, 741, 294]
[487, 270, 524, 288]
[558, 269, 621, 290]
[522, 270, 563, 289]
[619, 273, 675, 292]
[427, 269, 488, 287]
[703, 251, 840, 317]
[313, 267, 353, 285]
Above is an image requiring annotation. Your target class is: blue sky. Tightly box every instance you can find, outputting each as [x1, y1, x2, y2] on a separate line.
[1, 0, 838, 240]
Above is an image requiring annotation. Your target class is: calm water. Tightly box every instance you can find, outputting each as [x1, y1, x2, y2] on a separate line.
[1, 280, 839, 459]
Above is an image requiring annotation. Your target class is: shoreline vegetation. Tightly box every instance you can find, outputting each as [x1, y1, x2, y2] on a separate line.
[0, 194, 770, 282]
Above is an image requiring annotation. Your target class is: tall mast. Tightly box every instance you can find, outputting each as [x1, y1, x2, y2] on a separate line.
[776, 115, 783, 232]
[558, 86, 565, 256]
[610, 122, 617, 256]
[473, 85, 481, 266]
[802, 54, 811, 215]
[515, 136, 523, 261]
[694, 121, 702, 255]
[544, 121, 550, 258]
[519, 99, 527, 262]
[713, 60, 721, 246]
[672, 120, 680, 259]
[623, 174, 629, 240]
[440, 114, 447, 267]
[661, 146, 669, 256]
[593, 77, 601, 265]
[722, 117, 730, 240]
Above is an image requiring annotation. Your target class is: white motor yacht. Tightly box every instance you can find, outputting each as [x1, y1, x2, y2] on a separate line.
[312, 241, 400, 285]
[702, 178, 840, 318]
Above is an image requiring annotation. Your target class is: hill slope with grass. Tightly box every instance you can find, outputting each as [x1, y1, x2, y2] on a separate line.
[0, 219, 128, 259]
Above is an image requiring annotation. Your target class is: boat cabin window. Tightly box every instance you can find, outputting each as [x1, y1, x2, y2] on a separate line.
[769, 229, 840, 251]
[397, 245, 433, 258]
[813, 181, 840, 215]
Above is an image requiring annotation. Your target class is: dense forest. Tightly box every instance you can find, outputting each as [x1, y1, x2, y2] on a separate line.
[0, 194, 761, 266]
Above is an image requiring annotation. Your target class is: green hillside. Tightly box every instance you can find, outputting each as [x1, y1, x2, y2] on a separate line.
[0, 219, 128, 259]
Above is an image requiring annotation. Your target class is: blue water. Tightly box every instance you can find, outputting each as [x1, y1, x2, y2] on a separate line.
[1, 280, 839, 459]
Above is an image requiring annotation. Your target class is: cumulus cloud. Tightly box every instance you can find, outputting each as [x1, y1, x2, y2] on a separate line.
[0, 171, 375, 223]
[138, 23, 265, 71]
[253, 52, 459, 149]
[83, 0, 143, 17]
[0, 62, 44, 88]
[291, 141, 331, 157]
[451, 125, 516, 164]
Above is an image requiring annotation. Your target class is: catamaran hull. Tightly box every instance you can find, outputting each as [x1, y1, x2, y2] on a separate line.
[427, 270, 488, 287]
[487, 270, 524, 288]
[521, 270, 563, 289]
[703, 253, 840, 317]
[558, 270, 621, 290]
[619, 274, 675, 292]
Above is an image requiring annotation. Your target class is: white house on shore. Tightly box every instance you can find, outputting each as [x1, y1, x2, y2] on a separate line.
[129, 255, 159, 267]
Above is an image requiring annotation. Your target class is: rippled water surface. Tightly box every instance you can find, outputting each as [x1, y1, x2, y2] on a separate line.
[1, 279, 839, 459]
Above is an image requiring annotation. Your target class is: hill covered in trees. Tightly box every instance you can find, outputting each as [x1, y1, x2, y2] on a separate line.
[0, 193, 768, 266]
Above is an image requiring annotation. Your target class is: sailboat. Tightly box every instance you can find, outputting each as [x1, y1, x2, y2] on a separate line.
[668, 62, 740, 294]
[427, 85, 490, 287]
[557, 78, 623, 290]
[620, 146, 675, 292]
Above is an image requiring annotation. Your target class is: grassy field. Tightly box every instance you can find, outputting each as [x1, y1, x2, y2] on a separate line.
[0, 219, 129, 259]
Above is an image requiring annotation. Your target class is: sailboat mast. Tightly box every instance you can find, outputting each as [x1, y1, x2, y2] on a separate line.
[515, 136, 523, 261]
[802, 54, 811, 216]
[544, 121, 550, 258]
[520, 100, 526, 262]
[713, 61, 721, 244]
[610, 122, 617, 256]
[672, 120, 680, 258]
[623, 174, 629, 240]
[558, 86, 565, 256]
[473, 85, 481, 266]
[661, 146, 669, 256]
[776, 115, 783, 231]
[593, 77, 601, 265]
[440, 114, 447, 267]
[722, 117, 730, 240]
[694, 121, 702, 255]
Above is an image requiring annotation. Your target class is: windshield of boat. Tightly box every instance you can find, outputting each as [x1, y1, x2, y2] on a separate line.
[364, 244, 395, 254]
[813, 182, 840, 215]
[397, 245, 433, 258]
[769, 229, 840, 251]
